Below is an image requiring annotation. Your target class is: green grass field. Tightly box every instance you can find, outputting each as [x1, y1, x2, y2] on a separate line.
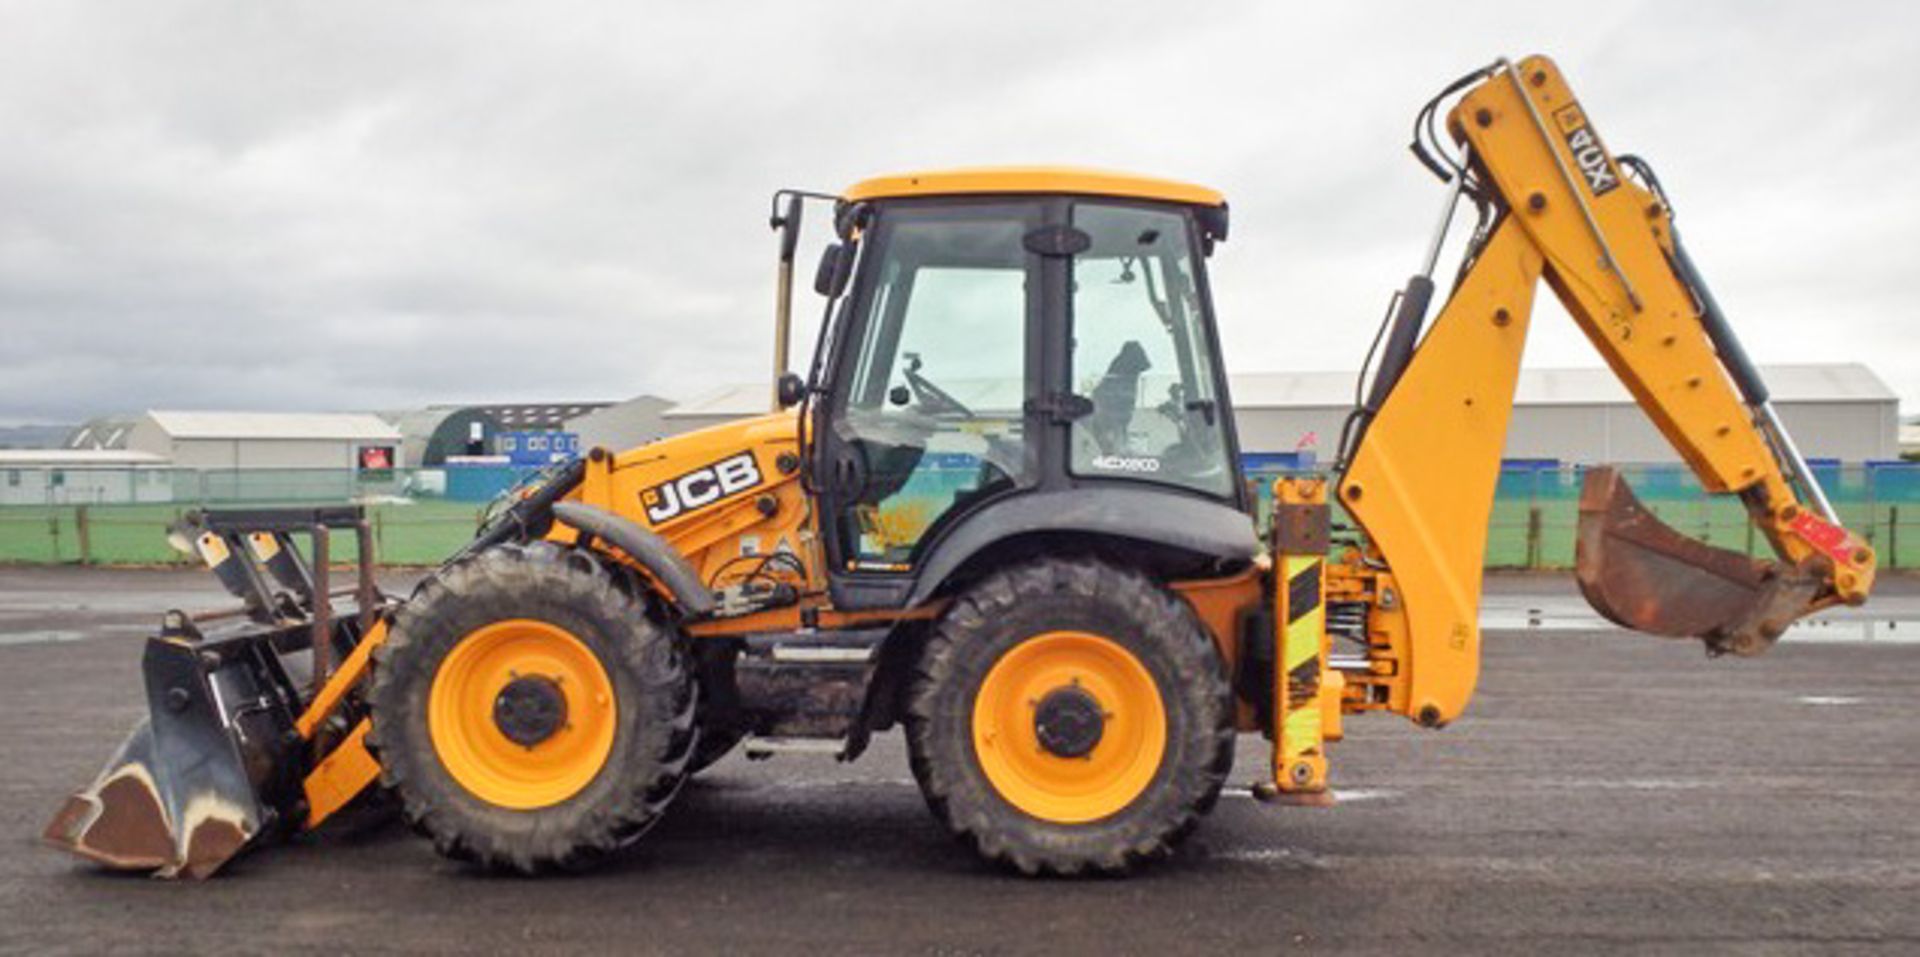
[0, 501, 488, 566]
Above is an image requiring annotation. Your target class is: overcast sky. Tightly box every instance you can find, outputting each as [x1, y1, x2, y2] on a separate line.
[1, 1, 1914, 426]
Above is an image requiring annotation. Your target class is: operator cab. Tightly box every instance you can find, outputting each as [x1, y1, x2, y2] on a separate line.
[807, 168, 1248, 607]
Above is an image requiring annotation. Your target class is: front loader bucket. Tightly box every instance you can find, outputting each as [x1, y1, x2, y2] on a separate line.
[1574, 467, 1820, 657]
[43, 622, 308, 878]
[45, 506, 386, 878]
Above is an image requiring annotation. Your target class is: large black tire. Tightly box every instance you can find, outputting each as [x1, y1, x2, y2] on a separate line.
[367, 542, 697, 873]
[684, 645, 747, 776]
[904, 558, 1234, 875]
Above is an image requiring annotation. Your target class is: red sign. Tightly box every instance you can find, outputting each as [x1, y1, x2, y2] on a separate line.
[359, 446, 394, 472]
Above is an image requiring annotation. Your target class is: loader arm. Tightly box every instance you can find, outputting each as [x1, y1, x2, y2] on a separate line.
[1331, 56, 1877, 727]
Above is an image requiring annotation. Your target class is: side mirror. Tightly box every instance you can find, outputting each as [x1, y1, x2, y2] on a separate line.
[814, 242, 855, 298]
[777, 372, 807, 409]
[1196, 204, 1229, 243]
[1196, 204, 1229, 257]
[773, 194, 803, 265]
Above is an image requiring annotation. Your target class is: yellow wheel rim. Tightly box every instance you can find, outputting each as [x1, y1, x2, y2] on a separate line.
[971, 630, 1167, 824]
[428, 618, 617, 810]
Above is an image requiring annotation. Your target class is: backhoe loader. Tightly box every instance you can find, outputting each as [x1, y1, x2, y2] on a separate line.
[45, 55, 1876, 878]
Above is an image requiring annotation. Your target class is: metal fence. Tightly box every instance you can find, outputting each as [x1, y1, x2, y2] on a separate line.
[1243, 461, 1920, 570]
[0, 466, 525, 566]
[1, 462, 1916, 568]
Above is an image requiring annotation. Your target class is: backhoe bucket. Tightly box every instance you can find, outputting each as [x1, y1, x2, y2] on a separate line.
[1574, 467, 1819, 656]
[44, 507, 383, 878]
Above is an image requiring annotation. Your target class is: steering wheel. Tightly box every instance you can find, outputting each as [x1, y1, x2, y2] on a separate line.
[900, 352, 974, 418]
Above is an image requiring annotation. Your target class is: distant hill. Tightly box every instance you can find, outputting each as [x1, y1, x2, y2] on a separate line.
[0, 424, 74, 449]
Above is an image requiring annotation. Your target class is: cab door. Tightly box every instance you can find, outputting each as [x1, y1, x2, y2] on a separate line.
[814, 200, 1042, 606]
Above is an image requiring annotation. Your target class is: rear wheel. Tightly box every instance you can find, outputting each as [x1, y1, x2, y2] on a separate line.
[905, 558, 1232, 875]
[368, 542, 696, 873]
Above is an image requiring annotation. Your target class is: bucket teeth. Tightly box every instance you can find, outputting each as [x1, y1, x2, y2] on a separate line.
[1574, 466, 1819, 656]
[42, 718, 262, 879]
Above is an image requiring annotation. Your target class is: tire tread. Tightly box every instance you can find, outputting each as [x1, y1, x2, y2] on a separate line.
[904, 558, 1233, 876]
[367, 542, 696, 873]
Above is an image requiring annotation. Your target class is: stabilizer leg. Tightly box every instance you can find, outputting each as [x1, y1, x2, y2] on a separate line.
[1259, 476, 1339, 807]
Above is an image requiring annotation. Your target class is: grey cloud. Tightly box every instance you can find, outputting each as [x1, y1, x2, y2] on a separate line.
[0, 0, 1914, 426]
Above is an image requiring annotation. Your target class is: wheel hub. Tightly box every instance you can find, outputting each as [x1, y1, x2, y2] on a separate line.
[1033, 685, 1105, 759]
[971, 629, 1167, 824]
[493, 674, 568, 747]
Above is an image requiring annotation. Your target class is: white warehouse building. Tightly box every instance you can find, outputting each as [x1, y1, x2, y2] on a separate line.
[662, 363, 1898, 465]
[1229, 363, 1898, 464]
[126, 411, 402, 470]
[0, 450, 171, 506]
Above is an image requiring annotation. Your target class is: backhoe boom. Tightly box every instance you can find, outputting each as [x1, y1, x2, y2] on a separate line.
[1324, 55, 1876, 732]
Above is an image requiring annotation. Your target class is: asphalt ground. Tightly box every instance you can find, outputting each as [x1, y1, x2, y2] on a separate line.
[1, 567, 1917, 954]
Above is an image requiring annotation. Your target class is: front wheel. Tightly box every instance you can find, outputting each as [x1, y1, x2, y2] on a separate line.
[905, 558, 1233, 875]
[368, 542, 696, 873]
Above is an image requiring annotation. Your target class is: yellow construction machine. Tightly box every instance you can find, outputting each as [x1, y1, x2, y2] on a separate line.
[46, 55, 1876, 878]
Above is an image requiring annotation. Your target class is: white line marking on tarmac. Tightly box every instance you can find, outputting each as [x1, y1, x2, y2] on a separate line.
[0, 630, 91, 646]
[1210, 846, 1330, 869]
[1594, 779, 1710, 791]
[0, 622, 149, 646]
[1328, 788, 1396, 802]
[1798, 695, 1863, 706]
[1220, 786, 1397, 802]
[761, 777, 920, 791]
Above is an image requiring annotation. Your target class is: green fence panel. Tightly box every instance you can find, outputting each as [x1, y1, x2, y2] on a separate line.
[1243, 461, 1920, 570]
[3, 462, 1918, 568]
[368, 502, 486, 565]
[0, 509, 63, 562]
[81, 506, 194, 565]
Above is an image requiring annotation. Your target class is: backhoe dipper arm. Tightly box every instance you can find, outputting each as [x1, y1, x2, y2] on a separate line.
[1334, 56, 1876, 725]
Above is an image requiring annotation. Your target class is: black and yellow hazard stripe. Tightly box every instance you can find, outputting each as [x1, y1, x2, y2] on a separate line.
[1275, 554, 1327, 790]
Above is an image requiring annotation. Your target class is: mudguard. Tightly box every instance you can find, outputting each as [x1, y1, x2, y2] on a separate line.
[901, 486, 1259, 608]
[551, 501, 718, 615]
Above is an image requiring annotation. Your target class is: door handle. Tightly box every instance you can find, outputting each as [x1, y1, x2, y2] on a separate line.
[833, 448, 866, 496]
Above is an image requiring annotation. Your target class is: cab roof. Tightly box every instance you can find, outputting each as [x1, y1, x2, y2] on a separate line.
[844, 166, 1225, 207]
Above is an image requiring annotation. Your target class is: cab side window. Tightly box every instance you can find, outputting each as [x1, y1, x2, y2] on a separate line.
[1068, 203, 1235, 499]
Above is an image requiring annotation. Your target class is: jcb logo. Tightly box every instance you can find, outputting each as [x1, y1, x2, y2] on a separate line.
[1553, 103, 1619, 197]
[642, 452, 762, 524]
